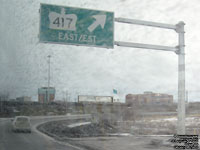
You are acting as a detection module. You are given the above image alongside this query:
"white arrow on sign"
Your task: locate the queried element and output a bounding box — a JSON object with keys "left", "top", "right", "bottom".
{"left": 88, "top": 15, "right": 106, "bottom": 32}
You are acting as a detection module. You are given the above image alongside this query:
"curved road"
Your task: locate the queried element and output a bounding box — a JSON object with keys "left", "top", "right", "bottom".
{"left": 0, "top": 115, "right": 90, "bottom": 150}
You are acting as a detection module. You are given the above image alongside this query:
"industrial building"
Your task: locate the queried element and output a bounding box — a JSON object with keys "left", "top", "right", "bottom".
{"left": 0, "top": 93, "right": 9, "bottom": 101}
{"left": 16, "top": 96, "right": 31, "bottom": 102}
{"left": 38, "top": 87, "right": 56, "bottom": 103}
{"left": 126, "top": 91, "right": 173, "bottom": 106}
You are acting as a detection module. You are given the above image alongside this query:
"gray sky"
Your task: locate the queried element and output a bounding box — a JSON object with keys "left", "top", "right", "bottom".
{"left": 0, "top": 0, "right": 200, "bottom": 101}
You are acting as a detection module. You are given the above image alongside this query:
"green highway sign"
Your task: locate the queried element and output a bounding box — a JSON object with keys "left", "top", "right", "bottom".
{"left": 39, "top": 4, "right": 114, "bottom": 48}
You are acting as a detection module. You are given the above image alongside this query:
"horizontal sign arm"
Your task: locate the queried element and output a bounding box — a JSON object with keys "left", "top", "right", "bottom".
{"left": 114, "top": 41, "right": 178, "bottom": 52}
{"left": 115, "top": 17, "right": 176, "bottom": 30}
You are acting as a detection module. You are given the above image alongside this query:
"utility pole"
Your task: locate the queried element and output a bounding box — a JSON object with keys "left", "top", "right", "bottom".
{"left": 0, "top": 97, "right": 2, "bottom": 113}
{"left": 76, "top": 92, "right": 78, "bottom": 102}
{"left": 47, "top": 55, "right": 51, "bottom": 103}
{"left": 65, "top": 90, "right": 68, "bottom": 113}
{"left": 186, "top": 90, "right": 188, "bottom": 103}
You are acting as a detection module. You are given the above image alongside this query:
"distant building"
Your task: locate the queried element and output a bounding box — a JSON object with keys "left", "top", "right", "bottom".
{"left": 38, "top": 87, "right": 56, "bottom": 103}
{"left": 16, "top": 96, "right": 31, "bottom": 102}
{"left": 126, "top": 91, "right": 173, "bottom": 106}
{"left": 0, "top": 93, "right": 9, "bottom": 101}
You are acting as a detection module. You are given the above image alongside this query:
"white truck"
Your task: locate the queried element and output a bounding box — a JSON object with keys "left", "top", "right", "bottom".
{"left": 78, "top": 95, "right": 113, "bottom": 103}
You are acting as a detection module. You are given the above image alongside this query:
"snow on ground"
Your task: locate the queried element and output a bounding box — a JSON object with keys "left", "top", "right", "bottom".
{"left": 147, "top": 116, "right": 200, "bottom": 124}
{"left": 133, "top": 116, "right": 200, "bottom": 135}
{"left": 109, "top": 133, "right": 132, "bottom": 136}
{"left": 67, "top": 122, "right": 91, "bottom": 128}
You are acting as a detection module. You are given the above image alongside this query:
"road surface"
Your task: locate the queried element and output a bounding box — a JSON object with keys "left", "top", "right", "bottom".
{"left": 0, "top": 115, "right": 175, "bottom": 150}
{"left": 0, "top": 115, "right": 90, "bottom": 150}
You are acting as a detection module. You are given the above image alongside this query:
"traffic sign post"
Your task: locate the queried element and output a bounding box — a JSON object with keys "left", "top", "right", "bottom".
{"left": 39, "top": 4, "right": 114, "bottom": 48}
{"left": 115, "top": 18, "right": 186, "bottom": 135}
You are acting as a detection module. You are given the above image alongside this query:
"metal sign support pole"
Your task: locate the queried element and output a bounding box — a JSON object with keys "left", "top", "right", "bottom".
{"left": 176, "top": 21, "right": 186, "bottom": 134}
{"left": 115, "top": 18, "right": 186, "bottom": 134}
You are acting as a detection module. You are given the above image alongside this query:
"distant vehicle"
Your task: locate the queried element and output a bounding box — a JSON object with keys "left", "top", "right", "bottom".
{"left": 12, "top": 116, "right": 31, "bottom": 133}
{"left": 78, "top": 95, "right": 114, "bottom": 103}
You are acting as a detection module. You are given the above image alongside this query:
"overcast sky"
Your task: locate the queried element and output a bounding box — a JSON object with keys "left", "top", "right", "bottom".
{"left": 0, "top": 0, "right": 200, "bottom": 102}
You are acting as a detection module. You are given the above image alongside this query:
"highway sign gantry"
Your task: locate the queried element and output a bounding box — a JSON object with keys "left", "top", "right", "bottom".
{"left": 39, "top": 4, "right": 114, "bottom": 48}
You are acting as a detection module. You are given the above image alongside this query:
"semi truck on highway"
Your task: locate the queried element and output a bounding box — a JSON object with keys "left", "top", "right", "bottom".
{"left": 78, "top": 95, "right": 114, "bottom": 103}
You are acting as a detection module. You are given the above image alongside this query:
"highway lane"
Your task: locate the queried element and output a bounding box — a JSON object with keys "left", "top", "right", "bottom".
{"left": 0, "top": 115, "right": 91, "bottom": 150}
{"left": 0, "top": 115, "right": 175, "bottom": 150}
